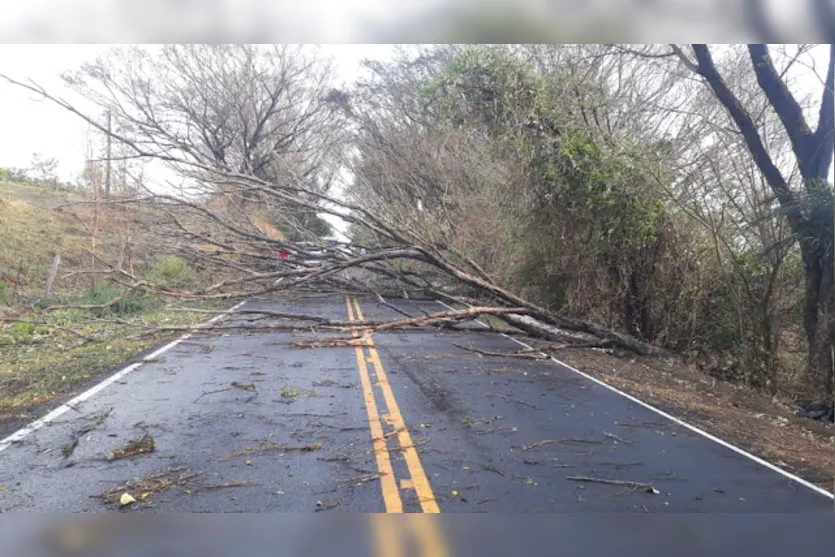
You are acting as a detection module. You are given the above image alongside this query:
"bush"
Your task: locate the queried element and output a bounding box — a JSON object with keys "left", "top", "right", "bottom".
{"left": 78, "top": 283, "right": 154, "bottom": 316}
{"left": 0, "top": 320, "right": 39, "bottom": 346}
{"left": 142, "top": 256, "right": 198, "bottom": 289}
{"left": 50, "top": 308, "right": 87, "bottom": 325}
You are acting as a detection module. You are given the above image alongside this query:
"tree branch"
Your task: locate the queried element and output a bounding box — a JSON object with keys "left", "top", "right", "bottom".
{"left": 747, "top": 44, "right": 816, "bottom": 180}
{"left": 811, "top": 44, "right": 835, "bottom": 180}
{"left": 689, "top": 45, "right": 799, "bottom": 225}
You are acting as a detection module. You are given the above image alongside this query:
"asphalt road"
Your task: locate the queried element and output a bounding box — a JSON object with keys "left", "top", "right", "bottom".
{"left": 0, "top": 294, "right": 832, "bottom": 552}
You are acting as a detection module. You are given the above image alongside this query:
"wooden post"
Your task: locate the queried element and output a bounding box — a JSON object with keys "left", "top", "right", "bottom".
{"left": 105, "top": 110, "right": 112, "bottom": 199}
{"left": 117, "top": 240, "right": 127, "bottom": 272}
{"left": 44, "top": 255, "right": 61, "bottom": 300}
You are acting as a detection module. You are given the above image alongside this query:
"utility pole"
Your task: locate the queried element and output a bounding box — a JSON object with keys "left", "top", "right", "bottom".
{"left": 105, "top": 110, "right": 112, "bottom": 199}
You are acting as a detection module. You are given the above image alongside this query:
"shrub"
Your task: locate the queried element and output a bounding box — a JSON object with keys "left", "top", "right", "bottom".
{"left": 50, "top": 308, "right": 87, "bottom": 325}
{"left": 78, "top": 283, "right": 153, "bottom": 316}
{"left": 143, "top": 255, "right": 197, "bottom": 289}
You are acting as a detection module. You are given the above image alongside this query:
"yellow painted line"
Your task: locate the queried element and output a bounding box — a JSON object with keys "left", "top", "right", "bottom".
{"left": 346, "top": 297, "right": 403, "bottom": 513}
{"left": 352, "top": 298, "right": 441, "bottom": 514}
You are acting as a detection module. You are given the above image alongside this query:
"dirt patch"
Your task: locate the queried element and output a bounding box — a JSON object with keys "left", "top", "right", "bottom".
{"left": 545, "top": 346, "right": 834, "bottom": 490}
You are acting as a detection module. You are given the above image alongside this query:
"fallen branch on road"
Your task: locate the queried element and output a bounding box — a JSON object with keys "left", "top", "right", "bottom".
{"left": 453, "top": 343, "right": 549, "bottom": 360}
{"left": 565, "top": 475, "right": 659, "bottom": 493}
{"left": 520, "top": 439, "right": 602, "bottom": 451}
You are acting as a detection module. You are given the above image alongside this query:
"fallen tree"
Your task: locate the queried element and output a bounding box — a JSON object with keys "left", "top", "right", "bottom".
{"left": 1, "top": 45, "right": 659, "bottom": 356}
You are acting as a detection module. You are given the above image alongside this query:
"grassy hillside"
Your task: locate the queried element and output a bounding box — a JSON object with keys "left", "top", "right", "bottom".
{"left": 0, "top": 180, "right": 230, "bottom": 429}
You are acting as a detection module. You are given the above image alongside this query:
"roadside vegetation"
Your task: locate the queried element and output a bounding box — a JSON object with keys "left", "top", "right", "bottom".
{"left": 0, "top": 44, "right": 831, "bottom": 479}
{"left": 0, "top": 178, "right": 230, "bottom": 427}
{"left": 348, "top": 44, "right": 832, "bottom": 405}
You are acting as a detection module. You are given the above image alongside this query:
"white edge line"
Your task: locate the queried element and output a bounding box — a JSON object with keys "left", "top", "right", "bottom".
{"left": 0, "top": 300, "right": 248, "bottom": 454}
{"left": 435, "top": 300, "right": 834, "bottom": 500}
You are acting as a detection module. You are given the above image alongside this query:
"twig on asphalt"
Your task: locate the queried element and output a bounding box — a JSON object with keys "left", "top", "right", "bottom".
{"left": 193, "top": 381, "right": 257, "bottom": 403}
{"left": 482, "top": 464, "right": 508, "bottom": 477}
{"left": 231, "top": 381, "right": 257, "bottom": 392}
{"left": 193, "top": 386, "right": 233, "bottom": 403}
{"left": 497, "top": 394, "right": 539, "bottom": 410}
{"left": 223, "top": 442, "right": 322, "bottom": 460}
{"left": 520, "top": 438, "right": 602, "bottom": 451}
{"left": 341, "top": 473, "right": 383, "bottom": 486}
{"left": 452, "top": 343, "right": 549, "bottom": 360}
{"left": 603, "top": 431, "right": 633, "bottom": 445}
{"left": 62, "top": 407, "right": 113, "bottom": 458}
{"left": 598, "top": 461, "right": 643, "bottom": 469}
{"left": 199, "top": 479, "right": 260, "bottom": 491}
{"left": 392, "top": 437, "right": 431, "bottom": 451}
{"left": 566, "top": 475, "right": 658, "bottom": 493}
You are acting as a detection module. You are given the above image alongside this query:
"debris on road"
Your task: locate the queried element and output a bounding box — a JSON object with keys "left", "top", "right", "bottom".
{"left": 104, "top": 432, "right": 155, "bottom": 461}
{"left": 452, "top": 343, "right": 549, "bottom": 360}
{"left": 520, "top": 438, "right": 602, "bottom": 451}
{"left": 496, "top": 394, "right": 538, "bottom": 409}
{"left": 315, "top": 499, "right": 343, "bottom": 512}
{"left": 341, "top": 473, "right": 382, "bottom": 487}
{"left": 61, "top": 407, "right": 113, "bottom": 458}
{"left": 482, "top": 464, "right": 508, "bottom": 478}
{"left": 194, "top": 381, "right": 258, "bottom": 403}
{"left": 99, "top": 471, "right": 201, "bottom": 506}
{"left": 293, "top": 337, "right": 361, "bottom": 349}
{"left": 603, "top": 431, "right": 633, "bottom": 445}
{"left": 223, "top": 441, "right": 322, "bottom": 460}
{"left": 565, "top": 475, "right": 659, "bottom": 493}
{"left": 200, "top": 479, "right": 259, "bottom": 491}
{"left": 99, "top": 470, "right": 258, "bottom": 508}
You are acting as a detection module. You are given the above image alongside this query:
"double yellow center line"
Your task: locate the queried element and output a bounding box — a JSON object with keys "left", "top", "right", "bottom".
{"left": 346, "top": 296, "right": 439, "bottom": 513}
{"left": 345, "top": 296, "right": 450, "bottom": 555}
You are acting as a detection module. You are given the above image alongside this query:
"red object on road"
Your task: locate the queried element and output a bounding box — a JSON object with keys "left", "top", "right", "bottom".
{"left": 278, "top": 251, "right": 289, "bottom": 259}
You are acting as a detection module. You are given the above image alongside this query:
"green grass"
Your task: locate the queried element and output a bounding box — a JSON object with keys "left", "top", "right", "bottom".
{"left": 0, "top": 301, "right": 231, "bottom": 423}
{"left": 0, "top": 179, "right": 233, "bottom": 424}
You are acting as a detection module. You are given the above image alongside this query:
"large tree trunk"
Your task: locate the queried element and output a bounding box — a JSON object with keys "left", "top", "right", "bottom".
{"left": 801, "top": 240, "right": 835, "bottom": 395}
{"left": 686, "top": 44, "right": 834, "bottom": 398}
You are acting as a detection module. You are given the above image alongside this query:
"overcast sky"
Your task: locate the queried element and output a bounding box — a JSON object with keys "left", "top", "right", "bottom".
{"left": 0, "top": 44, "right": 393, "bottom": 182}
{"left": 0, "top": 44, "right": 831, "bottom": 185}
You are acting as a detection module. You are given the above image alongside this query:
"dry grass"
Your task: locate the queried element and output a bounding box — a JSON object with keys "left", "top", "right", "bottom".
{"left": 0, "top": 181, "right": 138, "bottom": 302}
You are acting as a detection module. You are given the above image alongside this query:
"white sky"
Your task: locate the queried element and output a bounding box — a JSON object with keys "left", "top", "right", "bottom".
{"left": 0, "top": 44, "right": 393, "bottom": 182}
{"left": 0, "top": 44, "right": 831, "bottom": 185}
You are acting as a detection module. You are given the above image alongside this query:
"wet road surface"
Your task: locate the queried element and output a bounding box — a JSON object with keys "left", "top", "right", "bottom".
{"left": 0, "top": 294, "right": 831, "bottom": 520}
